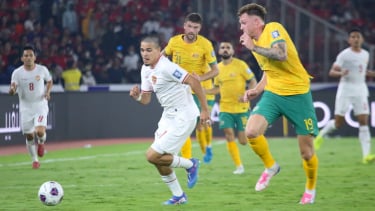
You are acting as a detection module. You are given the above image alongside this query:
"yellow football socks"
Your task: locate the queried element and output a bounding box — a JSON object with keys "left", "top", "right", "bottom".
{"left": 303, "top": 153, "right": 318, "bottom": 190}
{"left": 180, "top": 137, "right": 192, "bottom": 159}
{"left": 196, "top": 129, "right": 206, "bottom": 154}
{"left": 248, "top": 135, "right": 275, "bottom": 168}
{"left": 205, "top": 126, "right": 213, "bottom": 147}
{"left": 227, "top": 141, "right": 242, "bottom": 167}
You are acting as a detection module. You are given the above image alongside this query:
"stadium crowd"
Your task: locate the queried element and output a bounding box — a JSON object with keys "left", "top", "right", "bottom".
{"left": 0, "top": 0, "right": 374, "bottom": 85}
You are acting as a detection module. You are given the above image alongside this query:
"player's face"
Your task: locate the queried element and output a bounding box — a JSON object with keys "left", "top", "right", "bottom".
{"left": 348, "top": 31, "right": 363, "bottom": 49}
{"left": 21, "top": 50, "right": 36, "bottom": 68}
{"left": 183, "top": 21, "right": 201, "bottom": 42}
{"left": 219, "top": 42, "right": 234, "bottom": 59}
{"left": 239, "top": 14, "right": 258, "bottom": 39}
{"left": 140, "top": 41, "right": 161, "bottom": 66}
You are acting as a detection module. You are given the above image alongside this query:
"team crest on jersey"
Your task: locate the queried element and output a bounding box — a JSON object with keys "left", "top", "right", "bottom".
{"left": 35, "top": 75, "right": 41, "bottom": 81}
{"left": 151, "top": 75, "right": 157, "bottom": 84}
{"left": 271, "top": 30, "right": 280, "bottom": 38}
{"left": 192, "top": 53, "right": 199, "bottom": 58}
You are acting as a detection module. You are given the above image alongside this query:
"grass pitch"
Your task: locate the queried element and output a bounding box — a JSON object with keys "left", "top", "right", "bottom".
{"left": 0, "top": 137, "right": 374, "bottom": 211}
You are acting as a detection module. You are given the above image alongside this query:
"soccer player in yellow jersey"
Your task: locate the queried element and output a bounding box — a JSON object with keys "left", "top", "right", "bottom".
{"left": 163, "top": 13, "right": 219, "bottom": 163}
{"left": 238, "top": 3, "right": 319, "bottom": 204}
{"left": 206, "top": 41, "right": 257, "bottom": 174}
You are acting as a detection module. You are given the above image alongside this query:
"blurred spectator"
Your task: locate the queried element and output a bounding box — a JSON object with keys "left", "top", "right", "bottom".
{"left": 62, "top": 3, "right": 78, "bottom": 35}
{"left": 24, "top": 10, "right": 38, "bottom": 32}
{"left": 81, "top": 8, "right": 96, "bottom": 40}
{"left": 140, "top": 12, "right": 160, "bottom": 35}
{"left": 61, "top": 59, "right": 82, "bottom": 91}
{"left": 122, "top": 45, "right": 140, "bottom": 83}
{"left": 49, "top": 63, "right": 63, "bottom": 84}
{"left": 107, "top": 57, "right": 125, "bottom": 84}
{"left": 81, "top": 62, "right": 96, "bottom": 86}
{"left": 101, "top": 24, "right": 117, "bottom": 57}
{"left": 159, "top": 20, "right": 175, "bottom": 45}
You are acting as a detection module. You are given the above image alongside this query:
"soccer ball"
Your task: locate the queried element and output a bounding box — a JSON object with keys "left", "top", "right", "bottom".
{"left": 38, "top": 181, "right": 64, "bottom": 206}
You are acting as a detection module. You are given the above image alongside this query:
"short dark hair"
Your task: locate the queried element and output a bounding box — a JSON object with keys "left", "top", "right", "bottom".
{"left": 185, "top": 13, "right": 202, "bottom": 24}
{"left": 237, "top": 3, "right": 267, "bottom": 21}
{"left": 21, "top": 45, "right": 36, "bottom": 56}
{"left": 23, "top": 45, "right": 35, "bottom": 52}
{"left": 141, "top": 35, "right": 161, "bottom": 48}
{"left": 348, "top": 28, "right": 361, "bottom": 35}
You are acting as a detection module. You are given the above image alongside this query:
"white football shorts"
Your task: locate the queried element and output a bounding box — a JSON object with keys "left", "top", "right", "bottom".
{"left": 335, "top": 95, "right": 369, "bottom": 116}
{"left": 20, "top": 106, "right": 49, "bottom": 134}
{"left": 151, "top": 113, "right": 197, "bottom": 155}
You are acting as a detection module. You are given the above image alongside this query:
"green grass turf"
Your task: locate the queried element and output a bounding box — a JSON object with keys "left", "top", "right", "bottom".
{"left": 0, "top": 137, "right": 374, "bottom": 211}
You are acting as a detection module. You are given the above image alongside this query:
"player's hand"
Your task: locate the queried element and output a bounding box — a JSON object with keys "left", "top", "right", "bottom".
{"left": 129, "top": 85, "right": 141, "bottom": 100}
{"left": 240, "top": 32, "right": 255, "bottom": 51}
{"left": 44, "top": 93, "right": 51, "bottom": 100}
{"left": 341, "top": 69, "right": 349, "bottom": 76}
{"left": 199, "top": 110, "right": 211, "bottom": 126}
{"left": 242, "top": 89, "right": 259, "bottom": 102}
{"left": 9, "top": 86, "right": 16, "bottom": 95}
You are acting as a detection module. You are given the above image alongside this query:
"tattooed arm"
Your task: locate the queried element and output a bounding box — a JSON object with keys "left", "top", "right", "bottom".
{"left": 240, "top": 32, "right": 287, "bottom": 61}
{"left": 253, "top": 42, "right": 287, "bottom": 61}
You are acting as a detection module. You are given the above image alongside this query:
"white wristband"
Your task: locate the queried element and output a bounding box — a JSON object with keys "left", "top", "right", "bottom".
{"left": 136, "top": 95, "right": 142, "bottom": 102}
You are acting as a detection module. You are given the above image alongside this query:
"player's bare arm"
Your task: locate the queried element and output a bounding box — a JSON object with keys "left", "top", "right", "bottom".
{"left": 9, "top": 82, "right": 17, "bottom": 95}
{"left": 240, "top": 32, "right": 286, "bottom": 61}
{"left": 253, "top": 42, "right": 287, "bottom": 61}
{"left": 45, "top": 80, "right": 53, "bottom": 100}
{"left": 366, "top": 70, "right": 375, "bottom": 77}
{"left": 130, "top": 85, "right": 151, "bottom": 105}
{"left": 240, "top": 78, "right": 258, "bottom": 102}
{"left": 184, "top": 74, "right": 210, "bottom": 124}
{"left": 243, "top": 73, "right": 267, "bottom": 102}
{"left": 205, "top": 86, "right": 220, "bottom": 95}
{"left": 329, "top": 64, "right": 348, "bottom": 78}
{"left": 198, "top": 63, "right": 219, "bottom": 81}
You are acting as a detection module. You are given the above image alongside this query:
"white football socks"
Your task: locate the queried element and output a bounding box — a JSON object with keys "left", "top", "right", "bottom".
{"left": 359, "top": 125, "right": 371, "bottom": 158}
{"left": 319, "top": 119, "right": 336, "bottom": 137}
{"left": 170, "top": 155, "right": 193, "bottom": 169}
{"left": 26, "top": 139, "right": 38, "bottom": 162}
{"left": 161, "top": 171, "right": 184, "bottom": 197}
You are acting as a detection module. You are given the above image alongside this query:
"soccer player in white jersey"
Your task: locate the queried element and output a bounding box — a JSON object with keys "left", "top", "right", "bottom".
{"left": 129, "top": 36, "right": 210, "bottom": 205}
{"left": 314, "top": 29, "right": 375, "bottom": 164}
{"left": 9, "top": 46, "right": 53, "bottom": 169}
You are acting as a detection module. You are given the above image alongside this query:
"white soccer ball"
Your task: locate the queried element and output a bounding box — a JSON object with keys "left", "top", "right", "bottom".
{"left": 38, "top": 181, "right": 64, "bottom": 206}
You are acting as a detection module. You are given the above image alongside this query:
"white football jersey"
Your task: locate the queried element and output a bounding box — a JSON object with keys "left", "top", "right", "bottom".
{"left": 140, "top": 56, "right": 199, "bottom": 119}
{"left": 11, "top": 64, "right": 52, "bottom": 111}
{"left": 335, "top": 47, "right": 369, "bottom": 97}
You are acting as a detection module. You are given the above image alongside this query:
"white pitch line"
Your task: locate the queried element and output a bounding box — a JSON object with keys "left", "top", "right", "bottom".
{"left": 0, "top": 140, "right": 226, "bottom": 168}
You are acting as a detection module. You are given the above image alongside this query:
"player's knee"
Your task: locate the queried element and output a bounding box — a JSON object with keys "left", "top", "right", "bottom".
{"left": 36, "top": 131, "right": 45, "bottom": 138}
{"left": 245, "top": 128, "right": 259, "bottom": 139}
{"left": 238, "top": 138, "right": 248, "bottom": 145}
{"left": 26, "top": 134, "right": 34, "bottom": 140}
{"left": 145, "top": 150, "right": 156, "bottom": 164}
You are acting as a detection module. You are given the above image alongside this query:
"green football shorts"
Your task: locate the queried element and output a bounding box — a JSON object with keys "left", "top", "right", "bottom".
{"left": 219, "top": 112, "right": 249, "bottom": 131}
{"left": 193, "top": 94, "right": 215, "bottom": 111}
{"left": 251, "top": 90, "right": 318, "bottom": 136}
